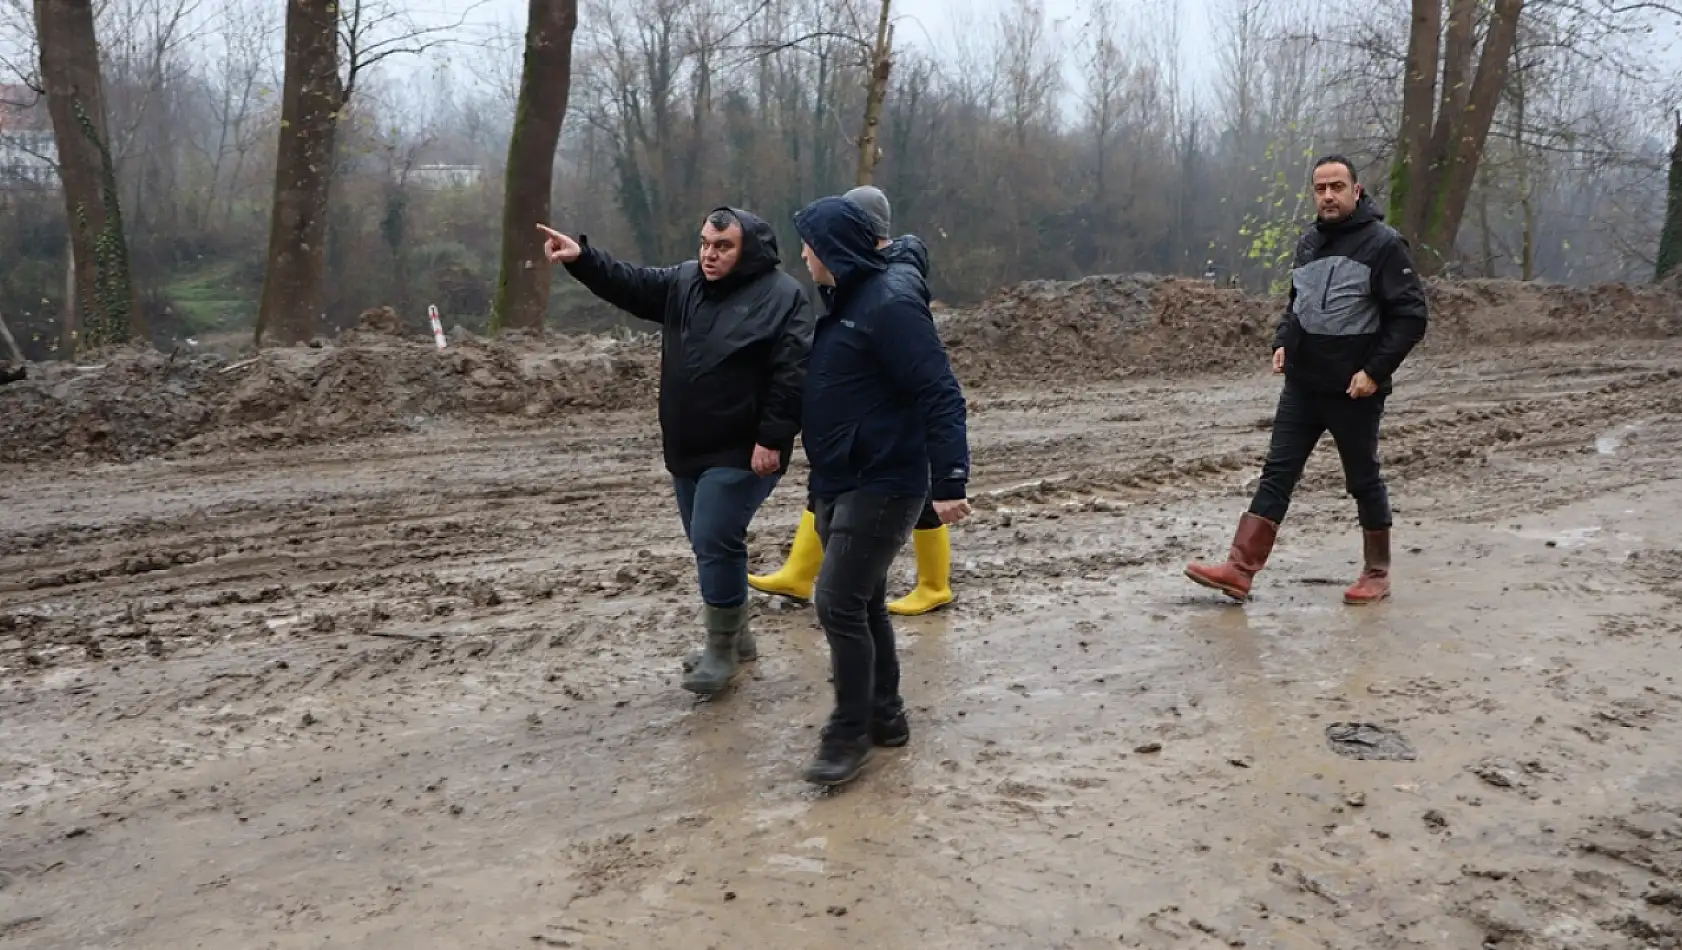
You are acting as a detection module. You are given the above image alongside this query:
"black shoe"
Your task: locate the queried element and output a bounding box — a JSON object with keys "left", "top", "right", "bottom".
{"left": 870, "top": 710, "right": 910, "bottom": 748}
{"left": 803, "top": 731, "right": 874, "bottom": 786}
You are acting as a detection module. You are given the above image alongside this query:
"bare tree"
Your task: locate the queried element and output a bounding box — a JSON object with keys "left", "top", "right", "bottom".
{"left": 491, "top": 0, "right": 578, "bottom": 332}
{"left": 1389, "top": 0, "right": 1525, "bottom": 270}
{"left": 35, "top": 0, "right": 141, "bottom": 352}
{"left": 854, "top": 0, "right": 891, "bottom": 185}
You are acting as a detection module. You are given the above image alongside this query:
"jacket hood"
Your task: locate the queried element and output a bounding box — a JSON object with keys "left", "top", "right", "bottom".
{"left": 705, "top": 206, "right": 781, "bottom": 293}
{"left": 794, "top": 196, "right": 887, "bottom": 290}
{"left": 884, "top": 234, "right": 929, "bottom": 277}
{"left": 1318, "top": 192, "right": 1382, "bottom": 232}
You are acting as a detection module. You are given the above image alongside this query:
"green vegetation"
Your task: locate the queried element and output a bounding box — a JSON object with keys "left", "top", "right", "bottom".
{"left": 165, "top": 261, "right": 260, "bottom": 334}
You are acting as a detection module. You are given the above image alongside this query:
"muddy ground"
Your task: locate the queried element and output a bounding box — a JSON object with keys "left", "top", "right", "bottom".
{"left": 5, "top": 290, "right": 1682, "bottom": 947}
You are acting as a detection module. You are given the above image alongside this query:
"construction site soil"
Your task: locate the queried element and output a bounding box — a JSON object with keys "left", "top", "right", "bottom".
{"left": 4, "top": 275, "right": 1682, "bottom": 949}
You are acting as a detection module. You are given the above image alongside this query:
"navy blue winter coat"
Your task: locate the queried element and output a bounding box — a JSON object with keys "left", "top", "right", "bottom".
{"left": 792, "top": 196, "right": 970, "bottom": 502}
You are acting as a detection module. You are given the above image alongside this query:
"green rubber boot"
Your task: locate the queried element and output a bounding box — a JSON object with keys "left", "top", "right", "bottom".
{"left": 682, "top": 616, "right": 756, "bottom": 673}
{"left": 680, "top": 604, "right": 748, "bottom": 695}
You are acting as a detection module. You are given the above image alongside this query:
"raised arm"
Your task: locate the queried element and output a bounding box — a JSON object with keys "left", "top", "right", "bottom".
{"left": 543, "top": 226, "right": 678, "bottom": 325}
{"left": 874, "top": 299, "right": 970, "bottom": 501}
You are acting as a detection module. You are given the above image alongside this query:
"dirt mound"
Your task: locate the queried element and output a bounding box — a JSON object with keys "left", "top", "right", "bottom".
{"left": 943, "top": 274, "right": 1682, "bottom": 386}
{"left": 1422, "top": 279, "right": 1682, "bottom": 345}
{"left": 0, "top": 331, "right": 657, "bottom": 464}
{"left": 0, "top": 346, "right": 226, "bottom": 463}
{"left": 942, "top": 276, "right": 1274, "bottom": 386}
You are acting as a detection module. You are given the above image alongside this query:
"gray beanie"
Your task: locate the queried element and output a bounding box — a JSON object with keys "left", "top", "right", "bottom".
{"left": 842, "top": 185, "right": 891, "bottom": 242}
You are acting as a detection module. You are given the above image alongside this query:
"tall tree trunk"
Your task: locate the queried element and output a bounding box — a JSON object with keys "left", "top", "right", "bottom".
{"left": 1658, "top": 112, "right": 1682, "bottom": 282}
{"left": 36, "top": 0, "right": 141, "bottom": 354}
{"left": 855, "top": 0, "right": 893, "bottom": 187}
{"left": 255, "top": 0, "right": 342, "bottom": 347}
{"left": 62, "top": 233, "right": 77, "bottom": 352}
{"left": 1390, "top": 0, "right": 1524, "bottom": 274}
{"left": 1425, "top": 0, "right": 1523, "bottom": 266}
{"left": 1515, "top": 64, "right": 1536, "bottom": 281}
{"left": 1389, "top": 0, "right": 1441, "bottom": 239}
{"left": 491, "top": 0, "right": 578, "bottom": 332}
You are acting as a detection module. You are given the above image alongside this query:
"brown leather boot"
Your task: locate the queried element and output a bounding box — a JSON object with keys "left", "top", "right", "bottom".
{"left": 1185, "top": 513, "right": 1279, "bottom": 601}
{"left": 1343, "top": 529, "right": 1391, "bottom": 605}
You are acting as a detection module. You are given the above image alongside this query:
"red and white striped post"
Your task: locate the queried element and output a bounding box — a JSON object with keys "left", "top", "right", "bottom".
{"left": 427, "top": 304, "right": 447, "bottom": 350}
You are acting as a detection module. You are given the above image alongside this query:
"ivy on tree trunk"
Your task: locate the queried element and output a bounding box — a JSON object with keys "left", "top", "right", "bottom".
{"left": 35, "top": 0, "right": 141, "bottom": 354}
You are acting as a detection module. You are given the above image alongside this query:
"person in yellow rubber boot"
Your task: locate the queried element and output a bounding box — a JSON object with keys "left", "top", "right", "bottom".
{"left": 747, "top": 186, "right": 955, "bottom": 615}
{"left": 752, "top": 497, "right": 952, "bottom": 615}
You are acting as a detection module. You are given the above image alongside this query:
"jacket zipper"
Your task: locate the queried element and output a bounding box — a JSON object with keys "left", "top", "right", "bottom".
{"left": 1320, "top": 261, "right": 1338, "bottom": 311}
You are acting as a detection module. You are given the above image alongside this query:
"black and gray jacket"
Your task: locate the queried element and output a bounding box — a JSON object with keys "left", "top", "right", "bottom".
{"left": 1273, "top": 195, "right": 1429, "bottom": 395}
{"left": 563, "top": 207, "right": 815, "bottom": 477}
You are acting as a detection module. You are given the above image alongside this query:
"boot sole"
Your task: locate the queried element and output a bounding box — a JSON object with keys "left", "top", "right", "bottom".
{"left": 1343, "top": 592, "right": 1391, "bottom": 605}
{"left": 681, "top": 651, "right": 756, "bottom": 673}
{"left": 1184, "top": 567, "right": 1250, "bottom": 602}
{"left": 887, "top": 599, "right": 952, "bottom": 617}
{"left": 747, "top": 581, "right": 813, "bottom": 602}
{"left": 804, "top": 748, "right": 875, "bottom": 786}
{"left": 680, "top": 673, "right": 740, "bottom": 696}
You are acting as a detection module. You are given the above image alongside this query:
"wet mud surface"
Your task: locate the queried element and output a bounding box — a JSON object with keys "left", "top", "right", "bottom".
{"left": 5, "top": 339, "right": 1682, "bottom": 948}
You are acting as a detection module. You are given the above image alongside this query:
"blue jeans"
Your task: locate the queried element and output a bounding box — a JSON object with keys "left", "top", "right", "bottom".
{"left": 672, "top": 466, "right": 782, "bottom": 608}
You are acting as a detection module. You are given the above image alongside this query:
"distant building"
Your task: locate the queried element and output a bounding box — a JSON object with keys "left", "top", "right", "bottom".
{"left": 0, "top": 85, "right": 58, "bottom": 189}
{"left": 407, "top": 164, "right": 482, "bottom": 190}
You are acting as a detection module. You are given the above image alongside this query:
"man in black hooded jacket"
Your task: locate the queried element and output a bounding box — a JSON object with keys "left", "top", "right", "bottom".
{"left": 539, "top": 208, "right": 814, "bottom": 695}
{"left": 1185, "top": 155, "right": 1428, "bottom": 605}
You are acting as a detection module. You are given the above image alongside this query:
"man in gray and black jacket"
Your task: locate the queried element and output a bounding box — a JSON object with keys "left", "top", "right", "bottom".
{"left": 1186, "top": 155, "right": 1428, "bottom": 605}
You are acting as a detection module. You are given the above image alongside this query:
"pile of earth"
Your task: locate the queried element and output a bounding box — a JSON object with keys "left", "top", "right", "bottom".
{"left": 941, "top": 274, "right": 1682, "bottom": 385}
{"left": 940, "top": 276, "right": 1280, "bottom": 386}
{"left": 0, "top": 319, "right": 658, "bottom": 464}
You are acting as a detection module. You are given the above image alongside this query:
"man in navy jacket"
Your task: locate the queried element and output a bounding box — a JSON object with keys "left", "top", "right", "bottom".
{"left": 791, "top": 194, "right": 972, "bottom": 786}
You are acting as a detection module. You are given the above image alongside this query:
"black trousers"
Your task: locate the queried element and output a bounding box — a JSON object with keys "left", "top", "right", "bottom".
{"left": 1249, "top": 379, "right": 1392, "bottom": 530}
{"left": 812, "top": 492, "right": 925, "bottom": 740}
{"left": 808, "top": 496, "right": 940, "bottom": 530}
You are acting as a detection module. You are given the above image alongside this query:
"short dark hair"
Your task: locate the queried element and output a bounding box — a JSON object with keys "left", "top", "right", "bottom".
{"left": 705, "top": 208, "right": 739, "bottom": 232}
{"left": 1313, "top": 154, "right": 1358, "bottom": 184}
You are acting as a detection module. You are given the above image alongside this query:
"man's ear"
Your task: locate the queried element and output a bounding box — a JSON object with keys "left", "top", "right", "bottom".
{"left": 1354, "top": 182, "right": 1365, "bottom": 200}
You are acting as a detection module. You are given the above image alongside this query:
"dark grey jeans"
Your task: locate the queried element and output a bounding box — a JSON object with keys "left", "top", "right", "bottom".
{"left": 812, "top": 491, "right": 925, "bottom": 739}
{"left": 1249, "top": 379, "right": 1392, "bottom": 530}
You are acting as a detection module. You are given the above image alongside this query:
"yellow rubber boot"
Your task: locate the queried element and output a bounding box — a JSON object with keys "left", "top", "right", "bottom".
{"left": 888, "top": 526, "right": 953, "bottom": 616}
{"left": 748, "top": 510, "right": 824, "bottom": 601}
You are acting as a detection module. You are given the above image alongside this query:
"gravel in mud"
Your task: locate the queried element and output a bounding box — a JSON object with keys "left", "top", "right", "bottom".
{"left": 3, "top": 280, "right": 1682, "bottom": 948}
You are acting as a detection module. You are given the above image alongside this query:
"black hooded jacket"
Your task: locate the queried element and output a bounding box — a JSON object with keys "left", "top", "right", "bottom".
{"left": 1273, "top": 195, "right": 1430, "bottom": 395}
{"left": 563, "top": 208, "right": 815, "bottom": 476}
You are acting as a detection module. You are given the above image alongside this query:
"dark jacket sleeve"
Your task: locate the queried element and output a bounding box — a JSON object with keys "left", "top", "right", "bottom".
{"left": 756, "top": 287, "right": 815, "bottom": 452}
{"left": 874, "top": 299, "right": 970, "bottom": 501}
{"left": 561, "top": 238, "right": 679, "bottom": 325}
{"left": 1272, "top": 285, "right": 1299, "bottom": 352}
{"left": 1364, "top": 234, "right": 1430, "bottom": 382}
{"left": 1273, "top": 231, "right": 1314, "bottom": 352}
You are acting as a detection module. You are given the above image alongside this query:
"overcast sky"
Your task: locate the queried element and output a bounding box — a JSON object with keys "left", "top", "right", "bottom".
{"left": 431, "top": 0, "right": 1679, "bottom": 126}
